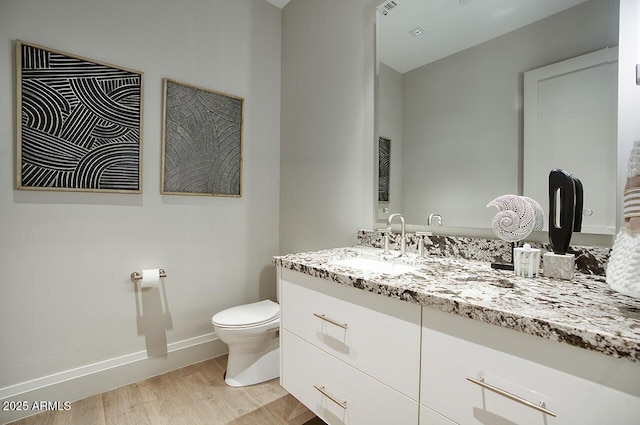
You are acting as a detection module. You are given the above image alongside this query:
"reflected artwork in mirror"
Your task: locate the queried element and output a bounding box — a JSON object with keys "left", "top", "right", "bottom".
{"left": 379, "top": 136, "right": 391, "bottom": 203}
{"left": 375, "top": 0, "right": 619, "bottom": 235}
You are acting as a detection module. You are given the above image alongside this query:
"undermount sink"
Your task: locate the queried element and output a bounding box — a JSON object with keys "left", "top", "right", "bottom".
{"left": 331, "top": 257, "right": 419, "bottom": 276}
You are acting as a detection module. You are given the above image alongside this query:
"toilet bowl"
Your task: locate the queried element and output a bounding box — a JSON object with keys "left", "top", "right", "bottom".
{"left": 211, "top": 299, "right": 280, "bottom": 387}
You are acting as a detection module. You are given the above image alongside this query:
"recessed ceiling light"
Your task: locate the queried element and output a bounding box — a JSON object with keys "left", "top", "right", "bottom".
{"left": 409, "top": 27, "right": 425, "bottom": 37}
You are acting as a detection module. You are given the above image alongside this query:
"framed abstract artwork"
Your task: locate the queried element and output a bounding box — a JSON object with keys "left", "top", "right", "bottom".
{"left": 378, "top": 136, "right": 391, "bottom": 203}
{"left": 16, "top": 41, "right": 143, "bottom": 193}
{"left": 161, "top": 78, "right": 243, "bottom": 197}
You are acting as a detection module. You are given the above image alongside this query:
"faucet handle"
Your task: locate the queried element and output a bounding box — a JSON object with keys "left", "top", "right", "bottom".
{"left": 427, "top": 213, "right": 443, "bottom": 227}
{"left": 416, "top": 232, "right": 432, "bottom": 258}
{"left": 383, "top": 232, "right": 390, "bottom": 254}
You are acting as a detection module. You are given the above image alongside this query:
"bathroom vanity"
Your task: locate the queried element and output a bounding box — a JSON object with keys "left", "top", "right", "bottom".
{"left": 274, "top": 246, "right": 640, "bottom": 425}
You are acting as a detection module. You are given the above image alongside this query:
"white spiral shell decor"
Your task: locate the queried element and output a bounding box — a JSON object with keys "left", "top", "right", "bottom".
{"left": 487, "top": 195, "right": 544, "bottom": 242}
{"left": 523, "top": 196, "right": 545, "bottom": 232}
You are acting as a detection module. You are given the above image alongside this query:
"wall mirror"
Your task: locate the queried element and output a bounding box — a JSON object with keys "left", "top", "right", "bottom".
{"left": 375, "top": 0, "right": 619, "bottom": 236}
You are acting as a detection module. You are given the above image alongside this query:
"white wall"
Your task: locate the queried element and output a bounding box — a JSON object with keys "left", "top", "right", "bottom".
{"left": 0, "top": 0, "right": 281, "bottom": 416}
{"left": 376, "top": 63, "right": 403, "bottom": 223}
{"left": 279, "top": 0, "right": 378, "bottom": 254}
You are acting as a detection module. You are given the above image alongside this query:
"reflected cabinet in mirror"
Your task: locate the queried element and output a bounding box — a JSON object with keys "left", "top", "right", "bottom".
{"left": 375, "top": 0, "right": 619, "bottom": 235}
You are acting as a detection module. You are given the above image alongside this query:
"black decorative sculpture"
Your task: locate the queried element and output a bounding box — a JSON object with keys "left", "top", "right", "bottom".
{"left": 548, "top": 169, "right": 583, "bottom": 255}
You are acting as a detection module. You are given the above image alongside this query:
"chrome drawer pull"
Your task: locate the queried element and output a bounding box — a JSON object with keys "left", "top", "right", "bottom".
{"left": 313, "top": 313, "right": 348, "bottom": 329}
{"left": 314, "top": 385, "right": 347, "bottom": 409}
{"left": 466, "top": 377, "right": 557, "bottom": 417}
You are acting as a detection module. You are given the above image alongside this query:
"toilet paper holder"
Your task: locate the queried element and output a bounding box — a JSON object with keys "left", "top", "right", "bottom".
{"left": 130, "top": 269, "right": 167, "bottom": 282}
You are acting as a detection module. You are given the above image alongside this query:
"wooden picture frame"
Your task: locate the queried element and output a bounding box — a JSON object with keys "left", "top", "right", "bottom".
{"left": 161, "top": 78, "right": 243, "bottom": 197}
{"left": 16, "top": 41, "right": 143, "bottom": 193}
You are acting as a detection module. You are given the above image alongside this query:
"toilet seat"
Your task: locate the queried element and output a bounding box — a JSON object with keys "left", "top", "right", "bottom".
{"left": 212, "top": 300, "right": 280, "bottom": 329}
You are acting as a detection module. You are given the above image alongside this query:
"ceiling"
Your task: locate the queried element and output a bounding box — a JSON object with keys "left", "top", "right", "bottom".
{"left": 265, "top": 0, "right": 290, "bottom": 8}
{"left": 265, "top": 0, "right": 589, "bottom": 74}
{"left": 377, "top": 0, "right": 588, "bottom": 74}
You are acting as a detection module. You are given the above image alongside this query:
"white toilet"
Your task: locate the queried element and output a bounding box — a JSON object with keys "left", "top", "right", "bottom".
{"left": 211, "top": 299, "right": 280, "bottom": 387}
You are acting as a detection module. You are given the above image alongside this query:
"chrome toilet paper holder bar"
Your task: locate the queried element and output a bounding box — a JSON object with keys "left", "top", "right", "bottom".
{"left": 130, "top": 269, "right": 167, "bottom": 282}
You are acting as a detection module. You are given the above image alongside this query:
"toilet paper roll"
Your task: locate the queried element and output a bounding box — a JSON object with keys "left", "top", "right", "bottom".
{"left": 141, "top": 268, "right": 161, "bottom": 288}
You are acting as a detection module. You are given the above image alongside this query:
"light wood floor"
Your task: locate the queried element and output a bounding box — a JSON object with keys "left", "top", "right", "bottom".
{"left": 8, "top": 356, "right": 325, "bottom": 425}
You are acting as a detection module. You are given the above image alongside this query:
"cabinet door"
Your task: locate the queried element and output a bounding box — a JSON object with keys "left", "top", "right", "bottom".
{"left": 280, "top": 269, "right": 421, "bottom": 400}
{"left": 282, "top": 329, "right": 419, "bottom": 425}
{"left": 523, "top": 47, "right": 617, "bottom": 235}
{"left": 421, "top": 308, "right": 640, "bottom": 425}
{"left": 419, "top": 405, "right": 458, "bottom": 425}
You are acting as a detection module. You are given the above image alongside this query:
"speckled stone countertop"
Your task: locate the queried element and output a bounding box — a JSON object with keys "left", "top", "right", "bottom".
{"left": 274, "top": 246, "right": 640, "bottom": 362}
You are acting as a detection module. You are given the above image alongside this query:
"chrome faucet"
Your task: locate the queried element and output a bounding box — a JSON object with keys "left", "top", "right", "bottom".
{"left": 384, "top": 213, "right": 406, "bottom": 256}
{"left": 428, "top": 213, "right": 443, "bottom": 227}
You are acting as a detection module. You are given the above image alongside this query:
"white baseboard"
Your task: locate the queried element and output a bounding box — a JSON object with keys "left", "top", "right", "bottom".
{"left": 0, "top": 332, "right": 227, "bottom": 424}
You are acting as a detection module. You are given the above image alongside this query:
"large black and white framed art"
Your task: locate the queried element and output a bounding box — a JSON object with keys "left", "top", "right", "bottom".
{"left": 16, "top": 41, "right": 143, "bottom": 193}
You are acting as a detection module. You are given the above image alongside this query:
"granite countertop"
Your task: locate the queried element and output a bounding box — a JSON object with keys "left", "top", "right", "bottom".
{"left": 274, "top": 246, "right": 640, "bottom": 362}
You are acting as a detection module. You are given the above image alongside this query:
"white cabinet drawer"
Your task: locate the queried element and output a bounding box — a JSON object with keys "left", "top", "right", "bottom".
{"left": 282, "top": 329, "right": 419, "bottom": 425}
{"left": 421, "top": 308, "right": 640, "bottom": 425}
{"left": 419, "top": 405, "right": 457, "bottom": 425}
{"left": 280, "top": 268, "right": 421, "bottom": 399}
